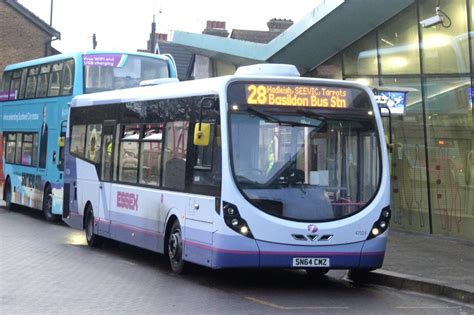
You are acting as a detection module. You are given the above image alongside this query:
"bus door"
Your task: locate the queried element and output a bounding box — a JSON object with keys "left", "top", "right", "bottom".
{"left": 98, "top": 121, "right": 116, "bottom": 234}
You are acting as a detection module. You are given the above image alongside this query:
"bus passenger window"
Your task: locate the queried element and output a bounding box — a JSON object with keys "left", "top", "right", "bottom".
{"left": 1, "top": 71, "right": 12, "bottom": 98}
{"left": 5, "top": 133, "right": 16, "bottom": 164}
{"left": 48, "top": 62, "right": 63, "bottom": 96}
{"left": 85, "top": 124, "right": 102, "bottom": 164}
{"left": 163, "top": 121, "right": 188, "bottom": 190}
{"left": 70, "top": 125, "right": 86, "bottom": 158}
{"left": 61, "top": 60, "right": 74, "bottom": 95}
{"left": 15, "top": 133, "right": 22, "bottom": 164}
{"left": 9, "top": 70, "right": 22, "bottom": 100}
{"left": 118, "top": 125, "right": 140, "bottom": 183}
{"left": 192, "top": 124, "right": 222, "bottom": 193}
{"left": 36, "top": 64, "right": 51, "bottom": 98}
{"left": 139, "top": 124, "right": 162, "bottom": 186}
{"left": 25, "top": 67, "right": 39, "bottom": 99}
{"left": 21, "top": 133, "right": 36, "bottom": 166}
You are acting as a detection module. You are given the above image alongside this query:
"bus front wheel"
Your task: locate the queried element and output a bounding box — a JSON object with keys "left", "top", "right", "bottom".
{"left": 43, "top": 186, "right": 60, "bottom": 222}
{"left": 167, "top": 220, "right": 186, "bottom": 274}
{"left": 85, "top": 206, "right": 102, "bottom": 247}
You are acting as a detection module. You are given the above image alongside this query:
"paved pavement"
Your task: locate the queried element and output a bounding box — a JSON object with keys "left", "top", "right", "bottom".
{"left": 3, "top": 207, "right": 471, "bottom": 314}
{"left": 351, "top": 229, "right": 474, "bottom": 305}
{"left": 0, "top": 200, "right": 473, "bottom": 308}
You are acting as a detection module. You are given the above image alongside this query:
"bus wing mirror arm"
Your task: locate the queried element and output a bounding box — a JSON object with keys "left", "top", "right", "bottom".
{"left": 378, "top": 103, "right": 393, "bottom": 153}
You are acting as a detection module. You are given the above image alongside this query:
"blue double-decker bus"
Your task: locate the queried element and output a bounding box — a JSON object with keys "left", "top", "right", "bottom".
{"left": 0, "top": 51, "right": 177, "bottom": 221}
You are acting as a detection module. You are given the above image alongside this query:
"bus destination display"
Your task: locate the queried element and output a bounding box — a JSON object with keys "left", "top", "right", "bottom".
{"left": 245, "top": 84, "right": 349, "bottom": 108}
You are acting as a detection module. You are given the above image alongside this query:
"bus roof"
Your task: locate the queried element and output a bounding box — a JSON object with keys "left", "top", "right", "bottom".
{"left": 71, "top": 64, "right": 374, "bottom": 108}
{"left": 4, "top": 50, "right": 172, "bottom": 71}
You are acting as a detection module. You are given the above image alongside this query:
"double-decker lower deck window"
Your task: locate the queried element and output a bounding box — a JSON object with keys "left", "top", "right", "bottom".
{"left": 4, "top": 132, "right": 38, "bottom": 166}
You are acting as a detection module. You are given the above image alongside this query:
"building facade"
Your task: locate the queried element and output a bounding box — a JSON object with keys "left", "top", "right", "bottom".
{"left": 172, "top": 0, "right": 473, "bottom": 241}
{"left": 0, "top": 0, "right": 60, "bottom": 77}
{"left": 310, "top": 0, "right": 473, "bottom": 241}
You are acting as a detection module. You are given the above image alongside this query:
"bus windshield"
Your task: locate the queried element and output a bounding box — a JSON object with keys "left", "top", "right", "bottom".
{"left": 84, "top": 54, "right": 169, "bottom": 93}
{"left": 228, "top": 83, "right": 381, "bottom": 222}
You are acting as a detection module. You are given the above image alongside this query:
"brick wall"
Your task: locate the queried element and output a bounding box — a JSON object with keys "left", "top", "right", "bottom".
{"left": 0, "top": 2, "right": 52, "bottom": 78}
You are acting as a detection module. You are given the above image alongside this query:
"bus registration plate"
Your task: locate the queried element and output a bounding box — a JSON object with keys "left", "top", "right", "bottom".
{"left": 292, "top": 257, "right": 330, "bottom": 267}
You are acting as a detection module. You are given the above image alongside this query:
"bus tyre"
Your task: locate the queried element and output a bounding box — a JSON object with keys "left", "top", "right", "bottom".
{"left": 348, "top": 269, "right": 373, "bottom": 283}
{"left": 306, "top": 268, "right": 329, "bottom": 278}
{"left": 85, "top": 206, "right": 102, "bottom": 247}
{"left": 43, "top": 186, "right": 59, "bottom": 222}
{"left": 167, "top": 220, "right": 186, "bottom": 274}
{"left": 4, "top": 180, "right": 13, "bottom": 210}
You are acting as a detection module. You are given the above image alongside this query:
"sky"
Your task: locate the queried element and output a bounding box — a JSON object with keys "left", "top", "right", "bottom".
{"left": 18, "top": 0, "right": 321, "bottom": 53}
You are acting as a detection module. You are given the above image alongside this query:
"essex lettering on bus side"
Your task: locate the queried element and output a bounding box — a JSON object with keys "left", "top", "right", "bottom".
{"left": 116, "top": 191, "right": 138, "bottom": 211}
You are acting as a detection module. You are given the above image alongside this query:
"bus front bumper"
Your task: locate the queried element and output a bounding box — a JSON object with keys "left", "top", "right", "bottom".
{"left": 190, "top": 231, "right": 388, "bottom": 270}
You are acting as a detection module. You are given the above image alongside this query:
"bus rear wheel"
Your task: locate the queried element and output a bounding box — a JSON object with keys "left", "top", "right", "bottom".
{"left": 167, "top": 220, "right": 186, "bottom": 274}
{"left": 4, "top": 180, "right": 13, "bottom": 210}
{"left": 43, "top": 186, "right": 60, "bottom": 222}
{"left": 85, "top": 206, "right": 102, "bottom": 247}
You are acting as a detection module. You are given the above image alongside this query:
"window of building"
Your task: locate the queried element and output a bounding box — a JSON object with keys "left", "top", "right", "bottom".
{"left": 423, "top": 77, "right": 473, "bottom": 239}
{"left": 378, "top": 5, "right": 421, "bottom": 75}
{"left": 419, "top": 0, "right": 470, "bottom": 73}
{"left": 307, "top": 54, "right": 343, "bottom": 79}
{"left": 343, "top": 32, "right": 378, "bottom": 76}
{"left": 380, "top": 77, "right": 429, "bottom": 234}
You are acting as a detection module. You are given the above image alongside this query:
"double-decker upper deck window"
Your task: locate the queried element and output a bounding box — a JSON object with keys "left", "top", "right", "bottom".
{"left": 25, "top": 67, "right": 39, "bottom": 99}
{"left": 37, "top": 64, "right": 51, "bottom": 98}
{"left": 48, "top": 62, "right": 63, "bottom": 96}
{"left": 10, "top": 70, "right": 23, "bottom": 99}
{"left": 84, "top": 54, "right": 169, "bottom": 93}
{"left": 1, "top": 72, "right": 12, "bottom": 101}
{"left": 61, "top": 60, "right": 74, "bottom": 95}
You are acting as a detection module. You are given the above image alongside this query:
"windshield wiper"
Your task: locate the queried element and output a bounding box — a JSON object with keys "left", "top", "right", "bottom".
{"left": 296, "top": 108, "right": 329, "bottom": 121}
{"left": 246, "top": 107, "right": 314, "bottom": 127}
{"left": 246, "top": 107, "right": 280, "bottom": 123}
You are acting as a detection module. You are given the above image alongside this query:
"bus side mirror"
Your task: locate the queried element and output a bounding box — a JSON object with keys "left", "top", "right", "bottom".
{"left": 194, "top": 123, "right": 210, "bottom": 146}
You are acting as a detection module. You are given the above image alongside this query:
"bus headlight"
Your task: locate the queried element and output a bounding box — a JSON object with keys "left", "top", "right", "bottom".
{"left": 367, "top": 206, "right": 391, "bottom": 240}
{"left": 223, "top": 202, "right": 254, "bottom": 238}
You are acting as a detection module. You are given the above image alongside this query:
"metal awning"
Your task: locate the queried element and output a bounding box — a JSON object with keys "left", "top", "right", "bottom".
{"left": 172, "top": 0, "right": 415, "bottom": 73}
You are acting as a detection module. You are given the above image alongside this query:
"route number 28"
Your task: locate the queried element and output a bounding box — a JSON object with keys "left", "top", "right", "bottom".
{"left": 247, "top": 84, "right": 267, "bottom": 105}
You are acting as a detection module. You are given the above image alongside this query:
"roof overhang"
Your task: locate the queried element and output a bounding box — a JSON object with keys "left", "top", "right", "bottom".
{"left": 5, "top": 0, "right": 61, "bottom": 39}
{"left": 172, "top": 0, "right": 415, "bottom": 73}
